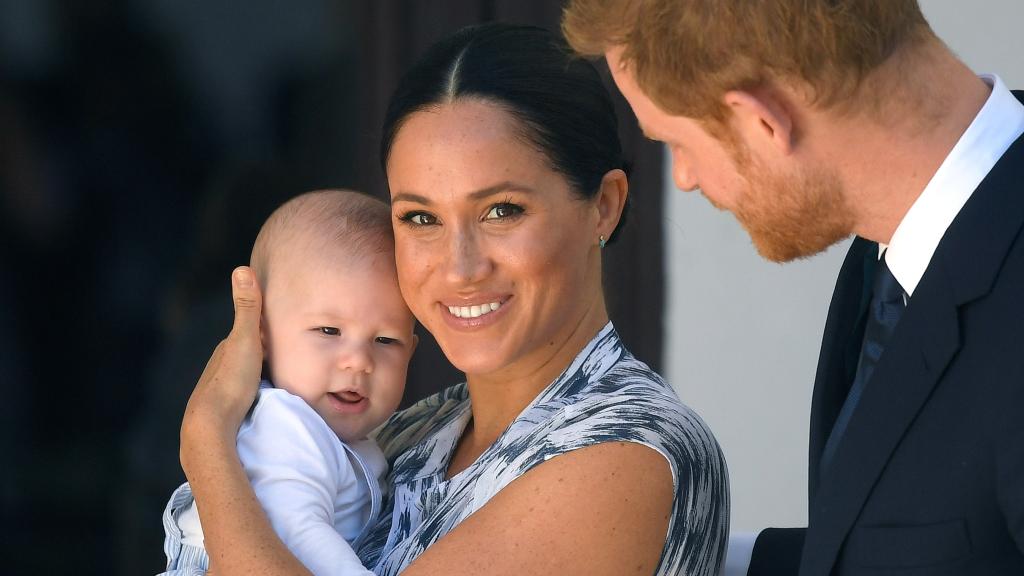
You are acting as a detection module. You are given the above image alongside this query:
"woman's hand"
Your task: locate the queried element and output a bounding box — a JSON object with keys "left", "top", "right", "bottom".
{"left": 179, "top": 267, "right": 311, "bottom": 575}
{"left": 180, "top": 266, "right": 264, "bottom": 472}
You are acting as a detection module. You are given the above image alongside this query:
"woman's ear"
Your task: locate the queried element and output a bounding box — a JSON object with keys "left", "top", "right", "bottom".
{"left": 722, "top": 89, "right": 795, "bottom": 156}
{"left": 595, "top": 168, "right": 629, "bottom": 242}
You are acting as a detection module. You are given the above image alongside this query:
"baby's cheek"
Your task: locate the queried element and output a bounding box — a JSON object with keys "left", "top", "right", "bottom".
{"left": 380, "top": 373, "right": 406, "bottom": 414}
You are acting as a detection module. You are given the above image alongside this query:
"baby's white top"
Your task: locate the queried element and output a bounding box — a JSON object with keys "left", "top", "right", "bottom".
{"left": 179, "top": 385, "right": 387, "bottom": 575}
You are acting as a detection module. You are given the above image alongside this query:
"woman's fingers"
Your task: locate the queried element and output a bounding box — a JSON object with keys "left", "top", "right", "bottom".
{"left": 230, "top": 266, "right": 262, "bottom": 345}
{"left": 208, "top": 266, "right": 265, "bottom": 413}
{"left": 218, "top": 266, "right": 265, "bottom": 409}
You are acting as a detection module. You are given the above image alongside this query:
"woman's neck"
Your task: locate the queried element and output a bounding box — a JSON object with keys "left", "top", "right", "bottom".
{"left": 458, "top": 297, "right": 610, "bottom": 459}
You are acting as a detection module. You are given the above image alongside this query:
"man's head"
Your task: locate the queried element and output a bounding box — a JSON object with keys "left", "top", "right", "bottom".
{"left": 564, "top": 0, "right": 934, "bottom": 123}
{"left": 563, "top": 0, "right": 938, "bottom": 261}
{"left": 251, "top": 190, "right": 417, "bottom": 441}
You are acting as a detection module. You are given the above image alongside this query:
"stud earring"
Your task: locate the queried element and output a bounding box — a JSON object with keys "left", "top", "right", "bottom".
{"left": 598, "top": 234, "right": 607, "bottom": 249}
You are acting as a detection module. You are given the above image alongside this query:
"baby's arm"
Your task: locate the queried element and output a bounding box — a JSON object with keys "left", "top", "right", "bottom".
{"left": 237, "top": 390, "right": 376, "bottom": 576}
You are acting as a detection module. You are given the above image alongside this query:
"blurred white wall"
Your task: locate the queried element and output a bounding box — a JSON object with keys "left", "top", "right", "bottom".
{"left": 664, "top": 0, "right": 1024, "bottom": 532}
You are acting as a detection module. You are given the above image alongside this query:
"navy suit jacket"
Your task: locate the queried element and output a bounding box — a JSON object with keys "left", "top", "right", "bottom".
{"left": 749, "top": 93, "right": 1024, "bottom": 575}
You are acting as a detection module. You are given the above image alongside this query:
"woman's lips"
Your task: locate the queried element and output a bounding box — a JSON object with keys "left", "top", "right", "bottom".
{"left": 440, "top": 296, "right": 511, "bottom": 329}
{"left": 327, "top": 391, "right": 368, "bottom": 414}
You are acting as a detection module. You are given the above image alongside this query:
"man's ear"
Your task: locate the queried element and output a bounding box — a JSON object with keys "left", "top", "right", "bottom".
{"left": 595, "top": 168, "right": 629, "bottom": 242}
{"left": 722, "top": 89, "right": 795, "bottom": 155}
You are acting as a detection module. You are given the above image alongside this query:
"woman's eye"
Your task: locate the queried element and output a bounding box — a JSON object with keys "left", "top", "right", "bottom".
{"left": 484, "top": 203, "right": 524, "bottom": 220}
{"left": 399, "top": 211, "right": 437, "bottom": 226}
{"left": 375, "top": 336, "right": 399, "bottom": 345}
{"left": 318, "top": 327, "right": 340, "bottom": 336}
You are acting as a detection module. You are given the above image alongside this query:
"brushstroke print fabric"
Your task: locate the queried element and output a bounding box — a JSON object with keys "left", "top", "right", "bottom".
{"left": 357, "top": 323, "right": 729, "bottom": 576}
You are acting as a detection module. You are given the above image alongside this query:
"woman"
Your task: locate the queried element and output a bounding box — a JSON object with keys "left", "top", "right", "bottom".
{"left": 180, "top": 23, "right": 728, "bottom": 575}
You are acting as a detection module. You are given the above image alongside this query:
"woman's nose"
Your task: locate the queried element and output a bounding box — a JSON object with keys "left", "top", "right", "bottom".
{"left": 445, "top": 227, "right": 491, "bottom": 286}
{"left": 337, "top": 341, "right": 374, "bottom": 374}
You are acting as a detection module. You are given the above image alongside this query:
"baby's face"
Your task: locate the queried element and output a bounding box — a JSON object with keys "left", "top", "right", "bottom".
{"left": 262, "top": 253, "right": 416, "bottom": 442}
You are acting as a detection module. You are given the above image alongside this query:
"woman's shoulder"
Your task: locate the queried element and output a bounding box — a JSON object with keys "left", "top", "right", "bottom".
{"left": 538, "top": 350, "right": 724, "bottom": 467}
{"left": 520, "top": 351, "right": 729, "bottom": 576}
{"left": 486, "top": 325, "right": 723, "bottom": 471}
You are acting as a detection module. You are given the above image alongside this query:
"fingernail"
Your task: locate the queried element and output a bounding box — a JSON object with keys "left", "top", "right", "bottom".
{"left": 233, "top": 267, "right": 253, "bottom": 287}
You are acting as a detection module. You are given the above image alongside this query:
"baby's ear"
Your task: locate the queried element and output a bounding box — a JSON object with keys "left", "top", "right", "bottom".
{"left": 410, "top": 333, "right": 420, "bottom": 354}
{"left": 259, "top": 319, "right": 271, "bottom": 381}
{"left": 259, "top": 316, "right": 269, "bottom": 353}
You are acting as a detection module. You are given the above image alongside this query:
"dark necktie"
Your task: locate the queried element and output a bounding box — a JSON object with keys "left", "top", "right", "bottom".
{"left": 820, "top": 252, "right": 907, "bottom": 474}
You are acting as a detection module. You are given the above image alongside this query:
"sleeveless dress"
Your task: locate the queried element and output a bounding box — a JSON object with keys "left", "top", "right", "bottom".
{"left": 357, "top": 323, "right": 729, "bottom": 575}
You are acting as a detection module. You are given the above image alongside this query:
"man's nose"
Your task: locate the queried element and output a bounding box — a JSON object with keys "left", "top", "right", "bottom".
{"left": 671, "top": 149, "right": 699, "bottom": 192}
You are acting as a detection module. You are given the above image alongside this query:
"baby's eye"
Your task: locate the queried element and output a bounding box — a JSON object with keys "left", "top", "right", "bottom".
{"left": 398, "top": 211, "right": 438, "bottom": 226}
{"left": 318, "top": 327, "right": 340, "bottom": 336}
{"left": 483, "top": 202, "right": 524, "bottom": 221}
{"left": 375, "top": 336, "right": 400, "bottom": 345}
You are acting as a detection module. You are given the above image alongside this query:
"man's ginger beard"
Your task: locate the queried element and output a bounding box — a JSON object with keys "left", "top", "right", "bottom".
{"left": 718, "top": 138, "right": 854, "bottom": 263}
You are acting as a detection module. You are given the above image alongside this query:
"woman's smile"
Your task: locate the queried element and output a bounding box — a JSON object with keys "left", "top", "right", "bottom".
{"left": 445, "top": 298, "right": 504, "bottom": 319}
{"left": 439, "top": 294, "right": 512, "bottom": 329}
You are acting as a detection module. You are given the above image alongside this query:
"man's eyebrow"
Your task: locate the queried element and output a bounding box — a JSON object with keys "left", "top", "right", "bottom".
{"left": 391, "top": 181, "right": 536, "bottom": 205}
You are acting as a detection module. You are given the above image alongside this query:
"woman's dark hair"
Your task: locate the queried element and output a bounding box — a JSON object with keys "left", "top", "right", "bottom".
{"left": 380, "top": 22, "right": 630, "bottom": 243}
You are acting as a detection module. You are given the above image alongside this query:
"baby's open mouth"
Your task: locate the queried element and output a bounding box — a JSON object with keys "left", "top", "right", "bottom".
{"left": 331, "top": 391, "right": 364, "bottom": 403}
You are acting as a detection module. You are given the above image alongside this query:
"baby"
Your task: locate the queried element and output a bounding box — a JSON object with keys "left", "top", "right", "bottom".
{"left": 160, "top": 190, "right": 417, "bottom": 575}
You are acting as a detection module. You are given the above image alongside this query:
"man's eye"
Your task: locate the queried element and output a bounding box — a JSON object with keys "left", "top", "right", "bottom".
{"left": 375, "top": 336, "right": 399, "bottom": 345}
{"left": 484, "top": 203, "right": 524, "bottom": 220}
{"left": 318, "top": 327, "right": 340, "bottom": 336}
{"left": 399, "top": 211, "right": 437, "bottom": 226}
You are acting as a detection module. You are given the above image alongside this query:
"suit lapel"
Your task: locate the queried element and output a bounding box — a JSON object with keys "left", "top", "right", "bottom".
{"left": 807, "top": 238, "right": 876, "bottom": 498}
{"left": 801, "top": 130, "right": 1024, "bottom": 575}
{"left": 802, "top": 267, "right": 961, "bottom": 575}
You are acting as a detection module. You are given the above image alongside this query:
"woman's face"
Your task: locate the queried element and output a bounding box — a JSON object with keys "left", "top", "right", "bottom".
{"left": 386, "top": 99, "right": 605, "bottom": 379}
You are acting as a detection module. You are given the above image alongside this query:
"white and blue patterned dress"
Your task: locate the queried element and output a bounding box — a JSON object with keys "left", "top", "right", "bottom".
{"left": 356, "top": 323, "right": 729, "bottom": 575}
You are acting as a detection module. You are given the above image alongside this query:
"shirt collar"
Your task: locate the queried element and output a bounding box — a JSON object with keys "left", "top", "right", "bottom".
{"left": 882, "top": 74, "right": 1024, "bottom": 296}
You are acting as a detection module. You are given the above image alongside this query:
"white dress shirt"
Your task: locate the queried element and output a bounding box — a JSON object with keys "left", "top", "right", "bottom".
{"left": 883, "top": 74, "right": 1024, "bottom": 293}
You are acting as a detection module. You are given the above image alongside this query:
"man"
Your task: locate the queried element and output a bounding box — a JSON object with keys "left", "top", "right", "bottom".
{"left": 564, "top": 1, "right": 1024, "bottom": 574}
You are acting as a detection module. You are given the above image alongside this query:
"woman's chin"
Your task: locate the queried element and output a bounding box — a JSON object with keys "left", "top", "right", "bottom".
{"left": 437, "top": 341, "right": 513, "bottom": 379}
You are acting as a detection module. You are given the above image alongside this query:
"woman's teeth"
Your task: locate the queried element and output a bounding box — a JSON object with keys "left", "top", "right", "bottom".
{"left": 448, "top": 301, "right": 501, "bottom": 318}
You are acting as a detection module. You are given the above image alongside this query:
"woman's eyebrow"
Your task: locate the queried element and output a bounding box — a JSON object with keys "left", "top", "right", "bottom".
{"left": 391, "top": 191, "right": 432, "bottom": 205}
{"left": 468, "top": 181, "right": 535, "bottom": 200}
{"left": 391, "top": 181, "right": 536, "bottom": 205}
